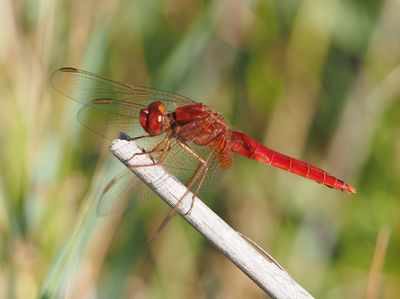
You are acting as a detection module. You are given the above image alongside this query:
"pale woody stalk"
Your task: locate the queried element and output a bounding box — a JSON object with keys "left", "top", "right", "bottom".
{"left": 110, "top": 139, "right": 314, "bottom": 299}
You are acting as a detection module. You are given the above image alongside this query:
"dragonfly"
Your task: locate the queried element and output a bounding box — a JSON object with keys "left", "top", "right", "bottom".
{"left": 52, "top": 67, "right": 355, "bottom": 214}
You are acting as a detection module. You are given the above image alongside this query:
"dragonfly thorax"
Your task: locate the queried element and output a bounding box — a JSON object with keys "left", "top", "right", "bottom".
{"left": 139, "top": 101, "right": 170, "bottom": 136}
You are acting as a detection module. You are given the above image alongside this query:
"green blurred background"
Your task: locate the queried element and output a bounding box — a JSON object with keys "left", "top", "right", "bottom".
{"left": 0, "top": 0, "right": 399, "bottom": 298}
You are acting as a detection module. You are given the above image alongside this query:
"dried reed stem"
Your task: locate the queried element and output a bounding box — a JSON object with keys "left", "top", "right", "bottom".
{"left": 110, "top": 139, "right": 314, "bottom": 299}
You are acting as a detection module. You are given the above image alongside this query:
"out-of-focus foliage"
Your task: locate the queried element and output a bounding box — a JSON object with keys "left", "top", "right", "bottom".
{"left": 0, "top": 0, "right": 399, "bottom": 298}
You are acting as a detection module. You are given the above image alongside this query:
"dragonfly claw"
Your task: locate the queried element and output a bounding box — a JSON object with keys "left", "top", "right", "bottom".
{"left": 119, "top": 132, "right": 132, "bottom": 141}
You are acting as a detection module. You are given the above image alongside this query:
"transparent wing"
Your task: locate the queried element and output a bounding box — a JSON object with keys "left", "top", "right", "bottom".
{"left": 162, "top": 141, "right": 223, "bottom": 189}
{"left": 52, "top": 67, "right": 195, "bottom": 140}
{"left": 51, "top": 67, "right": 194, "bottom": 108}
{"left": 52, "top": 67, "right": 224, "bottom": 215}
{"left": 96, "top": 170, "right": 154, "bottom": 216}
{"left": 97, "top": 141, "right": 224, "bottom": 216}
{"left": 76, "top": 100, "right": 142, "bottom": 141}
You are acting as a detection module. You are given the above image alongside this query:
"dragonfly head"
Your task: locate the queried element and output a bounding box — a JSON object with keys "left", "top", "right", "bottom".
{"left": 139, "top": 101, "right": 169, "bottom": 136}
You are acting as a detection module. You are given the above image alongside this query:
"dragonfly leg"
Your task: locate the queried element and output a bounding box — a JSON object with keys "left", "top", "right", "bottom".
{"left": 177, "top": 141, "right": 207, "bottom": 165}
{"left": 147, "top": 164, "right": 205, "bottom": 244}
{"left": 126, "top": 135, "right": 171, "bottom": 167}
{"left": 176, "top": 141, "right": 214, "bottom": 215}
{"left": 148, "top": 144, "right": 214, "bottom": 244}
{"left": 184, "top": 152, "right": 214, "bottom": 215}
{"left": 119, "top": 132, "right": 152, "bottom": 142}
{"left": 119, "top": 132, "right": 132, "bottom": 140}
{"left": 117, "top": 133, "right": 152, "bottom": 162}
{"left": 119, "top": 132, "right": 170, "bottom": 164}
{"left": 188, "top": 158, "right": 211, "bottom": 211}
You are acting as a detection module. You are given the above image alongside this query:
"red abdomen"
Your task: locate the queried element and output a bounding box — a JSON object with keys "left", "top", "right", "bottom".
{"left": 230, "top": 131, "right": 355, "bottom": 193}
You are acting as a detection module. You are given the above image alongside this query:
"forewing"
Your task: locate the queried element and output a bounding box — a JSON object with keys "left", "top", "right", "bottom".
{"left": 51, "top": 67, "right": 195, "bottom": 112}
{"left": 76, "top": 100, "right": 143, "bottom": 141}
{"left": 53, "top": 67, "right": 197, "bottom": 141}
{"left": 52, "top": 67, "right": 223, "bottom": 213}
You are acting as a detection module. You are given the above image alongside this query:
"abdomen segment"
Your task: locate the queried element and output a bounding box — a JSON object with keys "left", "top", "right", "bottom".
{"left": 230, "top": 131, "right": 356, "bottom": 193}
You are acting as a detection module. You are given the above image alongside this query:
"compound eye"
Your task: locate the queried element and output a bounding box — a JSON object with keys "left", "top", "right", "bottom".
{"left": 139, "top": 108, "right": 149, "bottom": 131}
{"left": 147, "top": 110, "right": 163, "bottom": 135}
{"left": 149, "top": 101, "right": 166, "bottom": 113}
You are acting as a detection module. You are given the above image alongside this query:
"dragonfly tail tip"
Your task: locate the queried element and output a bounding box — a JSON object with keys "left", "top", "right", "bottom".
{"left": 346, "top": 185, "right": 357, "bottom": 194}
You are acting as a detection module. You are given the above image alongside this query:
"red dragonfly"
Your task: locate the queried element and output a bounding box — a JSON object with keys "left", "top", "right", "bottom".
{"left": 52, "top": 67, "right": 355, "bottom": 213}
